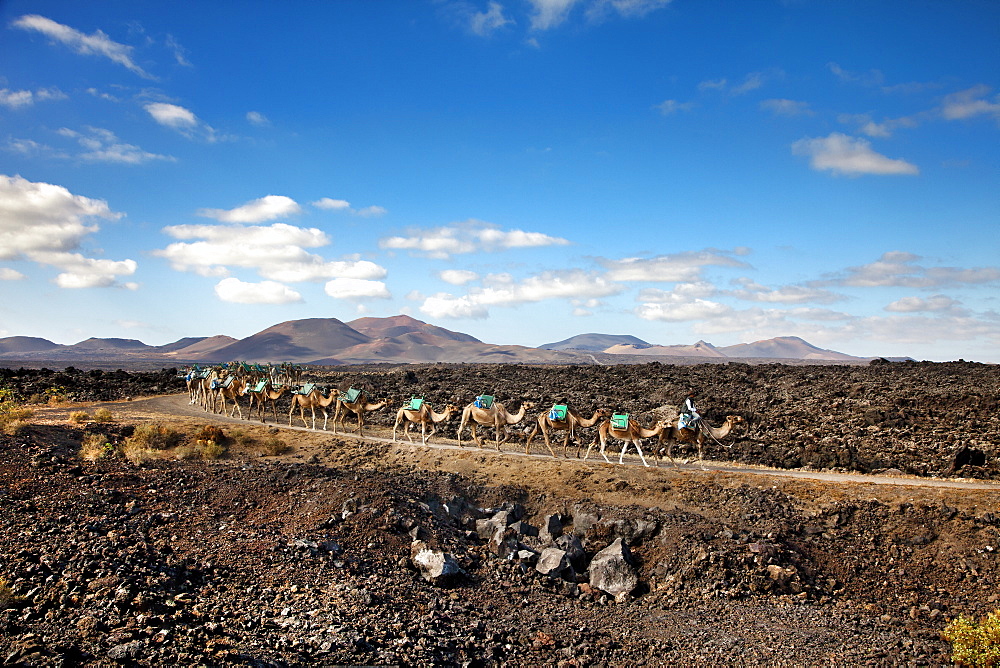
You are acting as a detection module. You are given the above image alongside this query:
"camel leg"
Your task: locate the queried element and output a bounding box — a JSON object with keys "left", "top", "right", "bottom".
{"left": 600, "top": 437, "right": 612, "bottom": 465}
{"left": 539, "top": 424, "right": 557, "bottom": 459}
{"left": 525, "top": 424, "right": 538, "bottom": 455}
{"left": 620, "top": 439, "right": 649, "bottom": 467}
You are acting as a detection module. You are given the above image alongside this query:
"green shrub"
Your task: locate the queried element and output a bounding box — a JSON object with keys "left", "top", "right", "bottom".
{"left": 79, "top": 433, "right": 114, "bottom": 461}
{"left": 943, "top": 609, "right": 1000, "bottom": 667}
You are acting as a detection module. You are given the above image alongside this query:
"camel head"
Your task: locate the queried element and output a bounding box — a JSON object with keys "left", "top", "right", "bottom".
{"left": 444, "top": 404, "right": 459, "bottom": 415}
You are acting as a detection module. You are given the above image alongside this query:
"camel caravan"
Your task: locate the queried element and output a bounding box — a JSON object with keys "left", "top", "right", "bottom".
{"left": 182, "top": 364, "right": 743, "bottom": 468}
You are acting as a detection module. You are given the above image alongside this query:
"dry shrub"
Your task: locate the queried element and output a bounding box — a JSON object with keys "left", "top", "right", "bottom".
{"left": 127, "top": 423, "right": 184, "bottom": 450}
{"left": 0, "top": 577, "right": 23, "bottom": 609}
{"left": 93, "top": 407, "right": 114, "bottom": 422}
{"left": 26, "top": 393, "right": 47, "bottom": 405}
{"left": 259, "top": 436, "right": 290, "bottom": 456}
{"left": 79, "top": 433, "right": 113, "bottom": 461}
{"left": 195, "top": 424, "right": 226, "bottom": 443}
{"left": 227, "top": 428, "right": 255, "bottom": 448}
{"left": 172, "top": 444, "right": 202, "bottom": 460}
{"left": 2, "top": 420, "right": 29, "bottom": 437}
{"left": 121, "top": 441, "right": 158, "bottom": 466}
{"left": 0, "top": 391, "right": 33, "bottom": 435}
{"left": 69, "top": 410, "right": 90, "bottom": 424}
{"left": 199, "top": 440, "right": 226, "bottom": 459}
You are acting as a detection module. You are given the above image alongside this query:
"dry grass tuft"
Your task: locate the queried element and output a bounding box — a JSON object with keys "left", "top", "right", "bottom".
{"left": 0, "top": 577, "right": 23, "bottom": 610}
{"left": 259, "top": 436, "right": 290, "bottom": 456}
{"left": 69, "top": 410, "right": 91, "bottom": 424}
{"left": 79, "top": 433, "right": 113, "bottom": 462}
{"left": 127, "top": 423, "right": 184, "bottom": 450}
{"left": 93, "top": 407, "right": 114, "bottom": 422}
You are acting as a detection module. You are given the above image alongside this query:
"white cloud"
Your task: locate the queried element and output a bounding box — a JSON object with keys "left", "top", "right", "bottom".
{"left": 418, "top": 269, "right": 621, "bottom": 319}
{"left": 246, "top": 111, "right": 270, "bottom": 127}
{"left": 145, "top": 102, "right": 197, "bottom": 129}
{"left": 197, "top": 195, "right": 301, "bottom": 223}
{"left": 726, "top": 277, "right": 843, "bottom": 305}
{"left": 791, "top": 133, "right": 919, "bottom": 176}
{"left": 884, "top": 294, "right": 967, "bottom": 315}
{"left": 312, "top": 198, "right": 351, "bottom": 211}
{"left": 0, "top": 87, "right": 65, "bottom": 109}
{"left": 821, "top": 251, "right": 1000, "bottom": 289}
{"left": 601, "top": 250, "right": 749, "bottom": 282}
{"left": 636, "top": 299, "right": 731, "bottom": 322}
{"left": 471, "top": 1, "right": 513, "bottom": 35}
{"left": 356, "top": 205, "right": 387, "bottom": 217}
{"left": 0, "top": 174, "right": 137, "bottom": 288}
{"left": 940, "top": 85, "right": 1000, "bottom": 121}
{"left": 526, "top": 0, "right": 673, "bottom": 29}
{"left": 166, "top": 34, "right": 191, "bottom": 67}
{"left": 380, "top": 219, "right": 570, "bottom": 259}
{"left": 324, "top": 277, "right": 391, "bottom": 300}
{"left": 760, "top": 99, "right": 812, "bottom": 117}
{"left": 0, "top": 268, "right": 25, "bottom": 280}
{"left": 638, "top": 281, "right": 717, "bottom": 302}
{"left": 528, "top": 0, "right": 581, "bottom": 29}
{"left": 58, "top": 127, "right": 174, "bottom": 164}
{"left": 827, "top": 62, "right": 883, "bottom": 87}
{"left": 439, "top": 269, "right": 479, "bottom": 285}
{"left": 215, "top": 277, "right": 301, "bottom": 304}
{"left": 156, "top": 221, "right": 387, "bottom": 284}
{"left": 655, "top": 99, "right": 694, "bottom": 115}
{"left": 12, "top": 14, "right": 152, "bottom": 78}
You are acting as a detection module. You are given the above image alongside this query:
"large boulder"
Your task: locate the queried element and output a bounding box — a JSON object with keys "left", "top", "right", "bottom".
{"left": 536, "top": 547, "right": 575, "bottom": 580}
{"left": 410, "top": 541, "right": 465, "bottom": 585}
{"left": 588, "top": 538, "right": 638, "bottom": 601}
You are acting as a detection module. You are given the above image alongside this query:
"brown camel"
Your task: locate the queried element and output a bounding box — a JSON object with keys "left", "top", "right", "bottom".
{"left": 392, "top": 400, "right": 459, "bottom": 444}
{"left": 457, "top": 398, "right": 535, "bottom": 451}
{"left": 658, "top": 415, "right": 745, "bottom": 468}
{"left": 332, "top": 390, "right": 388, "bottom": 437}
{"left": 245, "top": 380, "right": 288, "bottom": 424}
{"left": 525, "top": 406, "right": 610, "bottom": 458}
{"left": 214, "top": 376, "right": 248, "bottom": 419}
{"left": 583, "top": 416, "right": 672, "bottom": 467}
{"left": 288, "top": 386, "right": 339, "bottom": 430}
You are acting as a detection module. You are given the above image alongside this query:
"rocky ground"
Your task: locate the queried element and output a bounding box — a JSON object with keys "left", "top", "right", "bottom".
{"left": 1, "top": 363, "right": 999, "bottom": 666}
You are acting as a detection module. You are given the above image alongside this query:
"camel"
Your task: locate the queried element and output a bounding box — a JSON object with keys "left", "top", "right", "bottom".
{"left": 197, "top": 369, "right": 220, "bottom": 411}
{"left": 658, "top": 415, "right": 745, "bottom": 468}
{"left": 245, "top": 380, "right": 288, "bottom": 423}
{"left": 332, "top": 389, "right": 388, "bottom": 437}
{"left": 392, "top": 400, "right": 460, "bottom": 445}
{"left": 288, "top": 386, "right": 340, "bottom": 430}
{"left": 214, "top": 376, "right": 248, "bottom": 419}
{"left": 525, "top": 405, "right": 611, "bottom": 458}
{"left": 583, "top": 415, "right": 672, "bottom": 467}
{"left": 457, "top": 397, "right": 535, "bottom": 451}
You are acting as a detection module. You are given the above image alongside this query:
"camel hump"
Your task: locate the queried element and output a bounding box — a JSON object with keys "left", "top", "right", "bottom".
{"left": 611, "top": 413, "right": 630, "bottom": 430}
{"left": 475, "top": 394, "right": 494, "bottom": 409}
{"left": 549, "top": 404, "right": 568, "bottom": 420}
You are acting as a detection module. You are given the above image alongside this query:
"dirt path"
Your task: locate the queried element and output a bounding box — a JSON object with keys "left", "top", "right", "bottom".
{"left": 106, "top": 393, "right": 1000, "bottom": 493}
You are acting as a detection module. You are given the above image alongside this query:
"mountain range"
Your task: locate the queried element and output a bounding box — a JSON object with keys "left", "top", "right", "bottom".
{"left": 0, "top": 315, "right": 886, "bottom": 365}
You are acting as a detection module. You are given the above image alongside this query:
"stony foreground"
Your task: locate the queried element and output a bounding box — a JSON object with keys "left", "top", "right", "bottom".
{"left": 1, "top": 362, "right": 999, "bottom": 666}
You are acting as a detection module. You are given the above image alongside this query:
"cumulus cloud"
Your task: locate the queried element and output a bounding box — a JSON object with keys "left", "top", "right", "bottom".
{"left": 379, "top": 220, "right": 570, "bottom": 259}
{"left": 144, "top": 102, "right": 219, "bottom": 141}
{"left": 0, "top": 174, "right": 136, "bottom": 288}
{"left": 214, "top": 277, "right": 302, "bottom": 304}
{"left": 311, "top": 198, "right": 386, "bottom": 217}
{"left": 635, "top": 282, "right": 730, "bottom": 321}
{"left": 0, "top": 268, "right": 25, "bottom": 280}
{"left": 940, "top": 85, "right": 1000, "bottom": 121}
{"left": 11, "top": 14, "right": 152, "bottom": 78}
{"left": 600, "top": 250, "right": 749, "bottom": 283}
{"left": 58, "top": 127, "right": 174, "bottom": 164}
{"left": 420, "top": 293, "right": 490, "bottom": 320}
{"left": 324, "top": 277, "right": 391, "bottom": 300}
{"left": 792, "top": 133, "right": 919, "bottom": 176}
{"left": 197, "top": 195, "right": 301, "bottom": 223}
{"left": 439, "top": 269, "right": 479, "bottom": 285}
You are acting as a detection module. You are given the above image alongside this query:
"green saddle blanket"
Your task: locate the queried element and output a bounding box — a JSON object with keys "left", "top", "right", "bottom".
{"left": 549, "top": 404, "right": 568, "bottom": 421}
{"left": 250, "top": 380, "right": 267, "bottom": 393}
{"left": 408, "top": 397, "right": 424, "bottom": 411}
{"left": 341, "top": 387, "right": 362, "bottom": 403}
{"left": 294, "top": 383, "right": 315, "bottom": 396}
{"left": 475, "top": 395, "right": 494, "bottom": 409}
{"left": 611, "top": 413, "right": 630, "bottom": 430}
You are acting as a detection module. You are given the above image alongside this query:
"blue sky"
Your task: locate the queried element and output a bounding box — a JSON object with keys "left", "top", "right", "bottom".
{"left": 1, "top": 1, "right": 998, "bottom": 361}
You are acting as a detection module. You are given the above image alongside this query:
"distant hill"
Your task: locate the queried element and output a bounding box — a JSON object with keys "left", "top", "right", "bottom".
{"left": 67, "top": 338, "right": 151, "bottom": 351}
{"left": 604, "top": 340, "right": 726, "bottom": 358}
{"left": 539, "top": 333, "right": 650, "bottom": 352}
{"left": 200, "top": 318, "right": 371, "bottom": 362}
{"left": 152, "top": 337, "right": 208, "bottom": 353}
{"left": 718, "top": 336, "right": 863, "bottom": 361}
{"left": 165, "top": 335, "right": 239, "bottom": 357}
{"left": 347, "top": 314, "right": 480, "bottom": 343}
{"left": 0, "top": 336, "right": 61, "bottom": 354}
